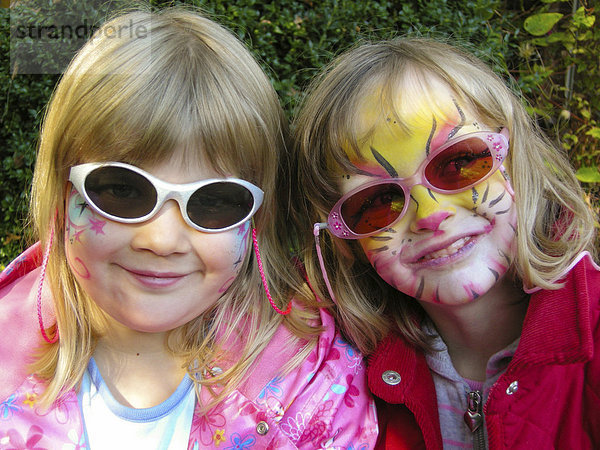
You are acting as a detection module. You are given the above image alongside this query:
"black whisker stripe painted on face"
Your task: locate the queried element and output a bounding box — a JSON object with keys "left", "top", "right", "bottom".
{"left": 428, "top": 189, "right": 439, "bottom": 203}
{"left": 498, "top": 249, "right": 511, "bottom": 265}
{"left": 370, "top": 236, "right": 393, "bottom": 241}
{"left": 447, "top": 99, "right": 466, "bottom": 139}
{"left": 488, "top": 267, "right": 500, "bottom": 282}
{"left": 472, "top": 187, "right": 479, "bottom": 205}
{"left": 415, "top": 277, "right": 425, "bottom": 299}
{"left": 410, "top": 194, "right": 419, "bottom": 212}
{"left": 371, "top": 246, "right": 389, "bottom": 253}
{"left": 481, "top": 183, "right": 490, "bottom": 204}
{"left": 489, "top": 190, "right": 506, "bottom": 207}
{"left": 426, "top": 117, "right": 437, "bottom": 157}
{"left": 370, "top": 146, "right": 398, "bottom": 177}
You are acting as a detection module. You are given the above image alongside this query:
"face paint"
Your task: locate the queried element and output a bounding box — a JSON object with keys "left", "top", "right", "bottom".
{"left": 65, "top": 153, "right": 252, "bottom": 333}
{"left": 218, "top": 220, "right": 251, "bottom": 293}
{"left": 340, "top": 82, "right": 517, "bottom": 306}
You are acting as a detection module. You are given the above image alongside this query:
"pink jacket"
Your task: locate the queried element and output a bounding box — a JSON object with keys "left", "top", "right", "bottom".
{"left": 0, "top": 245, "right": 378, "bottom": 449}
{"left": 368, "top": 254, "right": 600, "bottom": 449}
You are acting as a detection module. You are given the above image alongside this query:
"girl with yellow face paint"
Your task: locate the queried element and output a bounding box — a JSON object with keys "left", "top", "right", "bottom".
{"left": 292, "top": 38, "right": 600, "bottom": 449}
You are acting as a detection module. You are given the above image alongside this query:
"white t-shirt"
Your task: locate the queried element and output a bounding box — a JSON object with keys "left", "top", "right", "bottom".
{"left": 78, "top": 358, "right": 196, "bottom": 450}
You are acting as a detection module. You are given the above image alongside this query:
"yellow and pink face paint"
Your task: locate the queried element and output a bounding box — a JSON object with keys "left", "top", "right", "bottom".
{"left": 338, "top": 82, "right": 517, "bottom": 306}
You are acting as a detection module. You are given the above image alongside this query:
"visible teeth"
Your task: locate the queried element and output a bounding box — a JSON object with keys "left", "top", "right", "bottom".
{"left": 421, "top": 237, "right": 470, "bottom": 261}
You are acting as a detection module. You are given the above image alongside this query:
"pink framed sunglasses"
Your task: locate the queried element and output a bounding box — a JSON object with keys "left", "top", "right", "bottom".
{"left": 326, "top": 129, "right": 509, "bottom": 239}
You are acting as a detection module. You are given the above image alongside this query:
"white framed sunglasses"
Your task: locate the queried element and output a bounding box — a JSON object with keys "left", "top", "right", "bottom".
{"left": 68, "top": 162, "right": 264, "bottom": 233}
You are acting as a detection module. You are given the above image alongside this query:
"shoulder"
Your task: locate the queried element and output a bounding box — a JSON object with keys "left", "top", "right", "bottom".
{"left": 0, "top": 245, "right": 55, "bottom": 403}
{"left": 243, "top": 308, "right": 378, "bottom": 448}
{"left": 0, "top": 376, "right": 83, "bottom": 448}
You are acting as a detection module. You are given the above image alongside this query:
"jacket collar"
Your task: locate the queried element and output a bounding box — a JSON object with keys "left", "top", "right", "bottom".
{"left": 367, "top": 255, "right": 598, "bottom": 402}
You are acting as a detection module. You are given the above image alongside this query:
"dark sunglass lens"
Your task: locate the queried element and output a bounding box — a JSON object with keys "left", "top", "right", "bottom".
{"left": 425, "top": 137, "right": 493, "bottom": 190}
{"left": 341, "top": 183, "right": 405, "bottom": 235}
{"left": 84, "top": 167, "right": 157, "bottom": 218}
{"left": 188, "top": 182, "right": 254, "bottom": 229}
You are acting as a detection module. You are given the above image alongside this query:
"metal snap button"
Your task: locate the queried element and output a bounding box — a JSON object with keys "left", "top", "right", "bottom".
{"left": 256, "top": 421, "right": 269, "bottom": 435}
{"left": 382, "top": 370, "right": 401, "bottom": 386}
{"left": 506, "top": 380, "right": 518, "bottom": 395}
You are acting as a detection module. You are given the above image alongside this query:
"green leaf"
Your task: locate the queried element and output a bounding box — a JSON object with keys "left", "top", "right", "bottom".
{"left": 586, "top": 128, "right": 600, "bottom": 139}
{"left": 524, "top": 13, "right": 563, "bottom": 36}
{"left": 576, "top": 166, "right": 600, "bottom": 183}
{"left": 573, "top": 7, "right": 595, "bottom": 29}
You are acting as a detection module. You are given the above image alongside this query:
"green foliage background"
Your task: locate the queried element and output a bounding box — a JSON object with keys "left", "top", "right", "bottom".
{"left": 1, "top": 0, "right": 598, "bottom": 267}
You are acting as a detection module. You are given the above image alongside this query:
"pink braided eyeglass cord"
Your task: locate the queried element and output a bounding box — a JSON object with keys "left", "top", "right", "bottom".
{"left": 37, "top": 225, "right": 59, "bottom": 343}
{"left": 252, "top": 228, "right": 292, "bottom": 315}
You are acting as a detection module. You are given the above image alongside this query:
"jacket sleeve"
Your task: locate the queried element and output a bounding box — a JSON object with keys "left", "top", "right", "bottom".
{"left": 275, "top": 309, "right": 379, "bottom": 449}
{"left": 584, "top": 260, "right": 600, "bottom": 445}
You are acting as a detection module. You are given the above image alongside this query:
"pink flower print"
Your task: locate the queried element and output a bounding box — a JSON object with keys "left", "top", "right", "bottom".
{"left": 308, "top": 346, "right": 340, "bottom": 365}
{"left": 190, "top": 404, "right": 226, "bottom": 446}
{"left": 343, "top": 375, "right": 359, "bottom": 408}
{"left": 5, "top": 425, "right": 45, "bottom": 450}
{"left": 297, "top": 400, "right": 334, "bottom": 447}
{"left": 280, "top": 412, "right": 308, "bottom": 441}
{"left": 224, "top": 433, "right": 256, "bottom": 450}
{"left": 33, "top": 393, "right": 77, "bottom": 425}
{"left": 0, "top": 394, "right": 22, "bottom": 420}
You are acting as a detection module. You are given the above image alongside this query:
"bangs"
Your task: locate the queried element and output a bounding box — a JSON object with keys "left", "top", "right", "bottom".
{"left": 56, "top": 10, "right": 279, "bottom": 187}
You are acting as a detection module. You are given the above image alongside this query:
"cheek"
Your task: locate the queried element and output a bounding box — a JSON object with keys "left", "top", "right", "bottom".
{"left": 65, "top": 189, "right": 113, "bottom": 279}
{"left": 212, "top": 221, "right": 251, "bottom": 293}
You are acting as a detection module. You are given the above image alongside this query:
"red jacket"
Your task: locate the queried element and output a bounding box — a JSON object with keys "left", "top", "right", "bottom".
{"left": 368, "top": 255, "right": 600, "bottom": 449}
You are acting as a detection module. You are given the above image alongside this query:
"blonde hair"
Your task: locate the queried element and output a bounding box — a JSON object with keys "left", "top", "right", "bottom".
{"left": 292, "top": 37, "right": 597, "bottom": 353}
{"left": 30, "top": 7, "right": 320, "bottom": 408}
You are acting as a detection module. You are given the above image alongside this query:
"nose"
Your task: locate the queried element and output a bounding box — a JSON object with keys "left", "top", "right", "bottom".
{"left": 130, "top": 200, "right": 194, "bottom": 255}
{"left": 408, "top": 185, "right": 455, "bottom": 233}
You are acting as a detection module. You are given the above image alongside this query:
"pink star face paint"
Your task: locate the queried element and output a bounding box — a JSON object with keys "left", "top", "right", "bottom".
{"left": 65, "top": 155, "right": 251, "bottom": 333}
{"left": 339, "top": 81, "right": 517, "bottom": 306}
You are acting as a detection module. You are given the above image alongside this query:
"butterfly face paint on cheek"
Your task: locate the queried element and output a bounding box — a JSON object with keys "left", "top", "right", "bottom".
{"left": 217, "top": 220, "right": 251, "bottom": 293}
{"left": 65, "top": 187, "right": 109, "bottom": 279}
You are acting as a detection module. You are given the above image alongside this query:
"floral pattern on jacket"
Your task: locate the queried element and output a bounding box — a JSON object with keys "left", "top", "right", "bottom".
{"left": 0, "top": 245, "right": 378, "bottom": 449}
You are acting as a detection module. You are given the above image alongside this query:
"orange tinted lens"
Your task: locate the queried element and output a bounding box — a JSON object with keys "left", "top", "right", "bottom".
{"left": 341, "top": 183, "right": 405, "bottom": 234}
{"left": 425, "top": 137, "right": 493, "bottom": 190}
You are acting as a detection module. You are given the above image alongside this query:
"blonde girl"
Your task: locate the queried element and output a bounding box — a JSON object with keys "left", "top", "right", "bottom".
{"left": 292, "top": 37, "right": 599, "bottom": 448}
{"left": 0, "top": 9, "right": 377, "bottom": 449}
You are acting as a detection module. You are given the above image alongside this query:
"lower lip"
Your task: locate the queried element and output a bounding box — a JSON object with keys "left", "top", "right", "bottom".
{"left": 412, "top": 236, "right": 478, "bottom": 268}
{"left": 125, "top": 270, "right": 188, "bottom": 288}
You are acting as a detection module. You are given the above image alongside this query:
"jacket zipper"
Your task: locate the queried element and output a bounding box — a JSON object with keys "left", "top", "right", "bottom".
{"left": 464, "top": 390, "right": 487, "bottom": 449}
